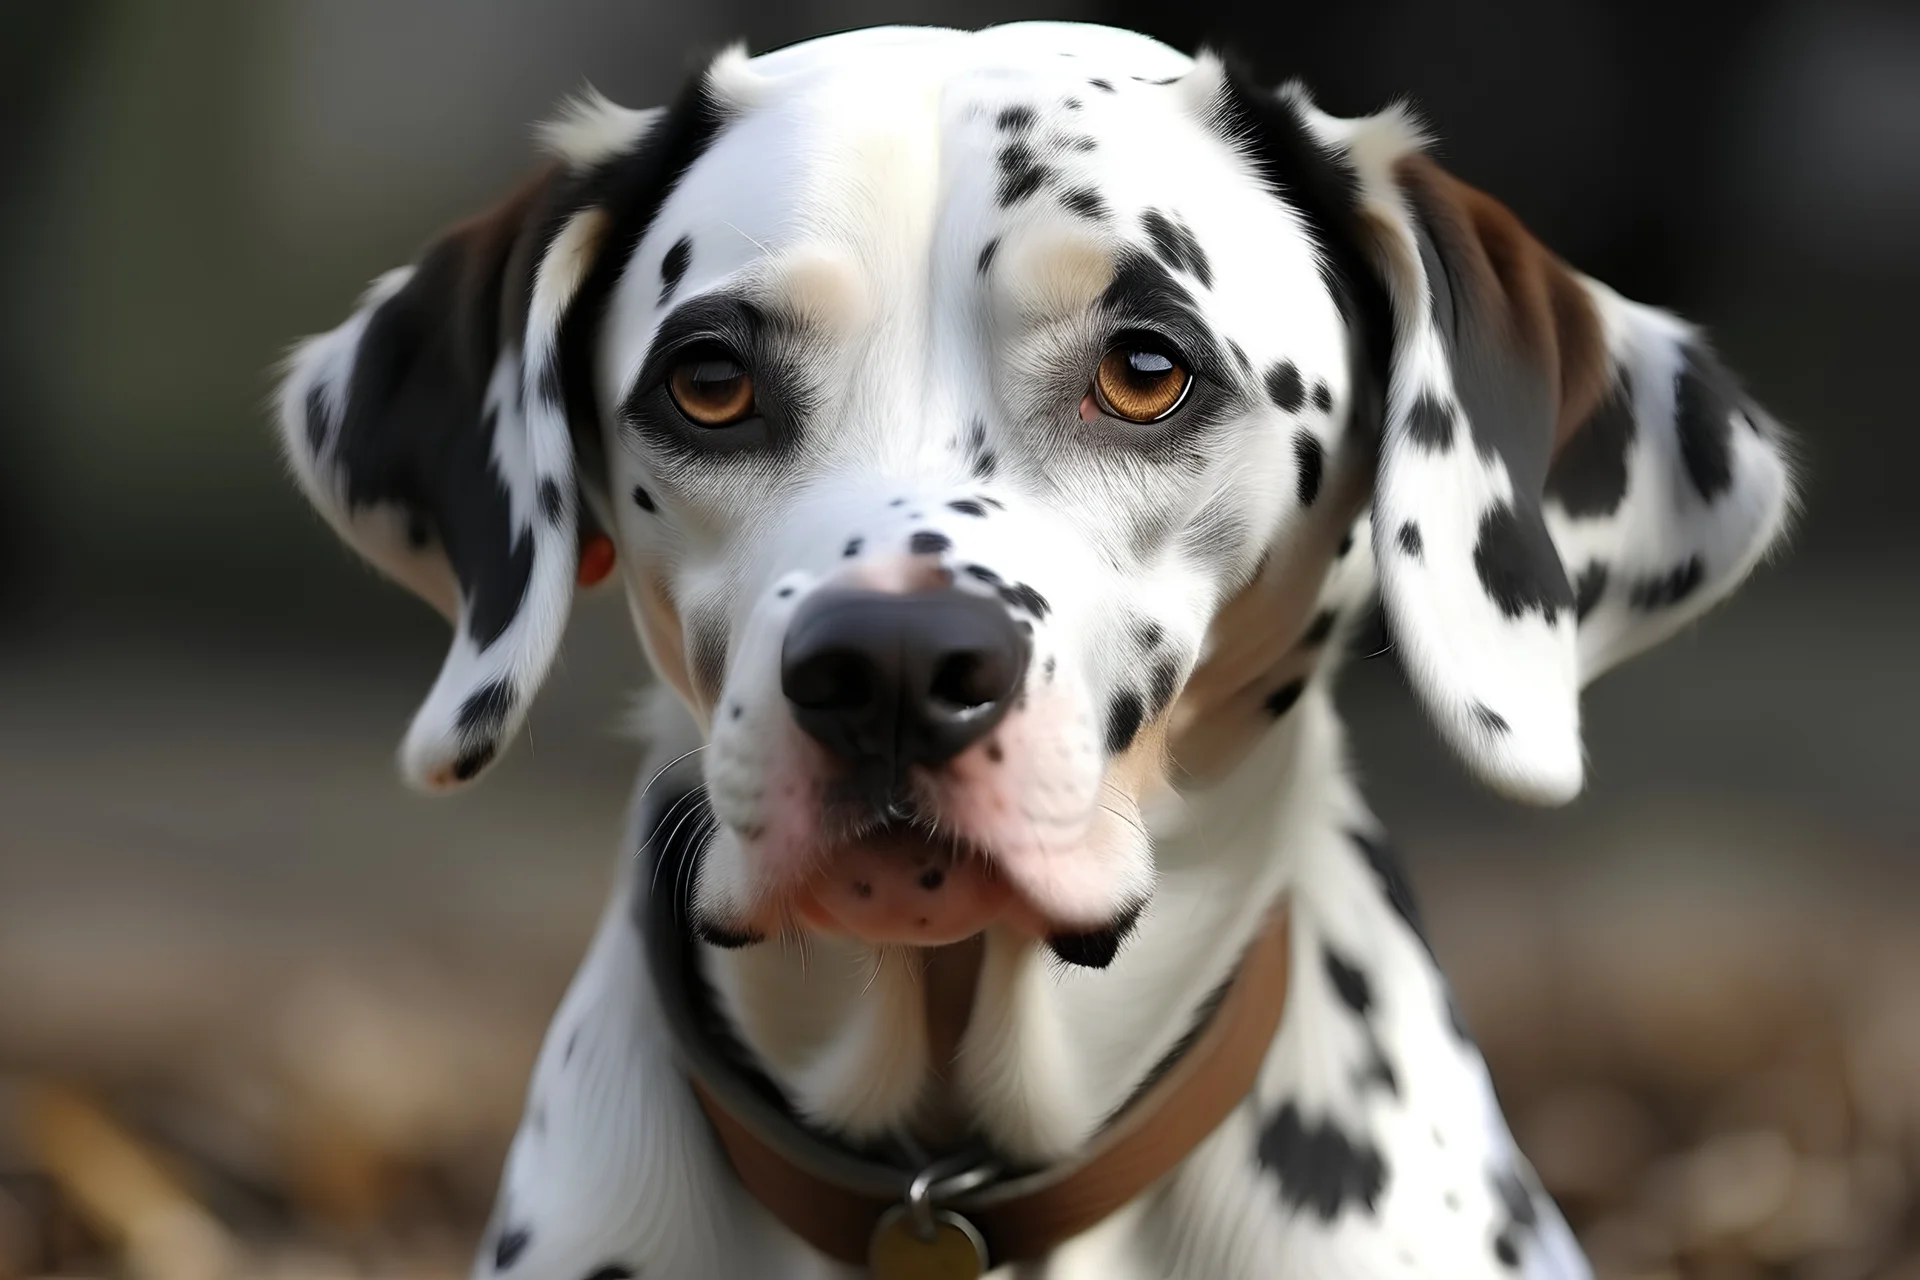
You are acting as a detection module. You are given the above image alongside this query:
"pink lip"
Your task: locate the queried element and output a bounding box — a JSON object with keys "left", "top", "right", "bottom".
{"left": 782, "top": 825, "right": 1052, "bottom": 947}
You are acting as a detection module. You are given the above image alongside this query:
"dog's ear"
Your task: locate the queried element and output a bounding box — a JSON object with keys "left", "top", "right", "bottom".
{"left": 1219, "top": 67, "right": 1797, "bottom": 803}
{"left": 275, "top": 163, "right": 614, "bottom": 792}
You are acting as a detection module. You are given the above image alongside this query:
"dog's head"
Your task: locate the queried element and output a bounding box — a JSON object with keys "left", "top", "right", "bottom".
{"left": 277, "top": 24, "right": 1794, "bottom": 957}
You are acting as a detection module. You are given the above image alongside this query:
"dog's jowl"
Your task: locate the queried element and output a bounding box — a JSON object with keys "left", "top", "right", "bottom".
{"left": 274, "top": 23, "right": 1795, "bottom": 1279}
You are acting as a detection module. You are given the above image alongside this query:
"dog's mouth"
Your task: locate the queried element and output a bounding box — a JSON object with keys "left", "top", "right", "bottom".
{"left": 789, "top": 818, "right": 1047, "bottom": 947}
{"left": 689, "top": 805, "right": 1145, "bottom": 966}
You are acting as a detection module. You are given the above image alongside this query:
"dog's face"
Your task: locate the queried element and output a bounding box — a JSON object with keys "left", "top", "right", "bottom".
{"left": 277, "top": 24, "right": 1794, "bottom": 958}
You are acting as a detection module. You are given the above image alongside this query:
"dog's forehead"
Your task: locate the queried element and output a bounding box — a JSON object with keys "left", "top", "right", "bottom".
{"left": 603, "top": 31, "right": 1338, "bottom": 411}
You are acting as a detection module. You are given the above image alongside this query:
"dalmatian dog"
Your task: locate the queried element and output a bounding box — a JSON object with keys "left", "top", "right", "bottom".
{"left": 274, "top": 22, "right": 1796, "bottom": 1280}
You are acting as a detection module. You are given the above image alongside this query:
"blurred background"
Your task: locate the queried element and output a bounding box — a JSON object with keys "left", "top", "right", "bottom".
{"left": 0, "top": 2, "right": 1915, "bottom": 1277}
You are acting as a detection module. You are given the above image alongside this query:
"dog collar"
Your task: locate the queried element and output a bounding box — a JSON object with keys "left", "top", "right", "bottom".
{"left": 640, "top": 789, "right": 1293, "bottom": 1277}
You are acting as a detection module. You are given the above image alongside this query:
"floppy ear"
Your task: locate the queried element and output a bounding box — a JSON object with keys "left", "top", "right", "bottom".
{"left": 275, "top": 165, "right": 613, "bottom": 792}
{"left": 1224, "top": 70, "right": 1797, "bottom": 803}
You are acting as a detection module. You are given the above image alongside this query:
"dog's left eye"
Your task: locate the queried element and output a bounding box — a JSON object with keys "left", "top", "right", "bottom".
{"left": 1092, "top": 341, "right": 1191, "bottom": 423}
{"left": 668, "top": 351, "right": 757, "bottom": 427}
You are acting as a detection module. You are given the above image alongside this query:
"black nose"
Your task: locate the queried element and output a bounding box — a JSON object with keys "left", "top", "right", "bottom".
{"left": 781, "top": 587, "right": 1030, "bottom": 785}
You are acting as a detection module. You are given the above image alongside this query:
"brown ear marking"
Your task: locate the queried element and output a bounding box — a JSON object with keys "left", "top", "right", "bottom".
{"left": 1392, "top": 155, "right": 1609, "bottom": 453}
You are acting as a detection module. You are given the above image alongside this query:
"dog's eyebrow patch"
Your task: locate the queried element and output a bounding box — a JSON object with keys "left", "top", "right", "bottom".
{"left": 995, "top": 227, "right": 1114, "bottom": 323}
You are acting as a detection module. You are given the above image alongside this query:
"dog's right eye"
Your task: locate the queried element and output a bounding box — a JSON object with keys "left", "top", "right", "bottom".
{"left": 668, "top": 351, "right": 756, "bottom": 427}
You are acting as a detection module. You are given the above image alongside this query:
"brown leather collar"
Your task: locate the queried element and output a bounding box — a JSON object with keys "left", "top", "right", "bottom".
{"left": 688, "top": 903, "right": 1292, "bottom": 1272}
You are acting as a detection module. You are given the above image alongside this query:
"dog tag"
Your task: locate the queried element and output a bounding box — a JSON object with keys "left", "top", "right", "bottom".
{"left": 868, "top": 1204, "right": 988, "bottom": 1280}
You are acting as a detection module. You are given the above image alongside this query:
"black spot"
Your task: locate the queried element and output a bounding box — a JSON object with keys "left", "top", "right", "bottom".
{"left": 979, "top": 495, "right": 1004, "bottom": 509}
{"left": 1674, "top": 346, "right": 1738, "bottom": 502}
{"left": 1135, "top": 619, "right": 1166, "bottom": 649}
{"left": 1301, "top": 609, "right": 1337, "bottom": 647}
{"left": 919, "top": 867, "right": 945, "bottom": 890}
{"left": 494, "top": 1225, "right": 531, "bottom": 1270}
{"left": 1574, "top": 562, "right": 1608, "bottom": 620}
{"left": 406, "top": 512, "right": 432, "bottom": 549}
{"left": 304, "top": 384, "right": 331, "bottom": 453}
{"left": 964, "top": 563, "right": 1002, "bottom": 585}
{"left": 538, "top": 477, "right": 566, "bottom": 525}
{"left": 1264, "top": 679, "right": 1305, "bottom": 718}
{"left": 1061, "top": 134, "right": 1098, "bottom": 152}
{"left": 976, "top": 238, "right": 999, "bottom": 275}
{"left": 1472, "top": 503, "right": 1572, "bottom": 623}
{"left": 1043, "top": 656, "right": 1056, "bottom": 681}
{"left": 659, "top": 235, "right": 692, "bottom": 306}
{"left": 1629, "top": 556, "right": 1704, "bottom": 610}
{"left": 1060, "top": 186, "right": 1109, "bottom": 222}
{"left": 1047, "top": 900, "right": 1145, "bottom": 969}
{"left": 1105, "top": 690, "right": 1146, "bottom": 754}
{"left": 728, "top": 702, "right": 742, "bottom": 721}
{"left": 985, "top": 741, "right": 1004, "bottom": 763}
{"left": 1490, "top": 1168, "right": 1539, "bottom": 1270}
{"left": 996, "top": 140, "right": 1052, "bottom": 206}
{"left": 843, "top": 536, "right": 863, "bottom": 557}
{"left": 582, "top": 1267, "right": 636, "bottom": 1280}
{"left": 563, "top": 1028, "right": 579, "bottom": 1065}
{"left": 1322, "top": 944, "right": 1372, "bottom": 1015}
{"left": 631, "top": 483, "right": 656, "bottom": 512}
{"left": 1088, "top": 77, "right": 1115, "bottom": 92}
{"left": 995, "top": 104, "right": 1037, "bottom": 132}
{"left": 458, "top": 679, "right": 516, "bottom": 735}
{"left": 1396, "top": 521, "right": 1423, "bottom": 558}
{"left": 998, "top": 581, "right": 1050, "bottom": 618}
{"left": 1062, "top": 96, "right": 1084, "bottom": 111}
{"left": 1265, "top": 361, "right": 1305, "bottom": 411}
{"left": 452, "top": 742, "right": 496, "bottom": 781}
{"left": 909, "top": 530, "right": 952, "bottom": 555}
{"left": 1293, "top": 432, "right": 1324, "bottom": 506}
{"left": 1359, "top": 1046, "right": 1401, "bottom": 1098}
{"left": 1146, "top": 657, "right": 1181, "bottom": 720}
{"left": 1140, "top": 209, "right": 1213, "bottom": 288}
{"left": 1337, "top": 528, "right": 1355, "bottom": 557}
{"left": 1405, "top": 394, "right": 1454, "bottom": 451}
{"left": 1470, "top": 702, "right": 1510, "bottom": 734}
{"left": 1545, "top": 372, "right": 1635, "bottom": 517}
{"left": 946, "top": 498, "right": 987, "bottom": 518}
{"left": 1312, "top": 380, "right": 1332, "bottom": 413}
{"left": 776, "top": 585, "right": 794, "bottom": 599}
{"left": 1257, "top": 1103, "right": 1388, "bottom": 1221}
{"left": 1349, "top": 830, "right": 1428, "bottom": 948}
{"left": 972, "top": 450, "right": 998, "bottom": 480}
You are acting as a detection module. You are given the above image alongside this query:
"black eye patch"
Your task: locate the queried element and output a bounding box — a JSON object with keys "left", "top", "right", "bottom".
{"left": 619, "top": 294, "right": 815, "bottom": 460}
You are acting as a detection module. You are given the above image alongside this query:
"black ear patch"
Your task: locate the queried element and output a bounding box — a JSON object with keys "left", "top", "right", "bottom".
{"left": 1545, "top": 373, "right": 1635, "bottom": 517}
{"left": 1674, "top": 346, "right": 1740, "bottom": 502}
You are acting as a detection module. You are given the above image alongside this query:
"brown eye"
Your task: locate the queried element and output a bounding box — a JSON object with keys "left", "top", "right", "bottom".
{"left": 1092, "top": 342, "right": 1191, "bottom": 423}
{"left": 667, "top": 352, "right": 755, "bottom": 427}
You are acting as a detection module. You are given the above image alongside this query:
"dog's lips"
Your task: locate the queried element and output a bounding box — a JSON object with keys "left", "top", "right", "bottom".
{"left": 784, "top": 824, "right": 1057, "bottom": 947}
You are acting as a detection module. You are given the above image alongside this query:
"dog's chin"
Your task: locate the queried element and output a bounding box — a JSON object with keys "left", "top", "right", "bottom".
{"left": 705, "top": 820, "right": 1142, "bottom": 963}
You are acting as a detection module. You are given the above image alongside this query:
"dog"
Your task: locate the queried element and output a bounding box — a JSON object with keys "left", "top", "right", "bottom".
{"left": 273, "top": 22, "right": 1797, "bottom": 1278}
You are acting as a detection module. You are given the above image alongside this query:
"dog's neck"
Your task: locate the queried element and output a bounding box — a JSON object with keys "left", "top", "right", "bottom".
{"left": 668, "top": 684, "right": 1348, "bottom": 1168}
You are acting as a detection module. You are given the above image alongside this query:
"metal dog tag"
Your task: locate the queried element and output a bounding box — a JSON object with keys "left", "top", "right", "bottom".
{"left": 868, "top": 1204, "right": 988, "bottom": 1280}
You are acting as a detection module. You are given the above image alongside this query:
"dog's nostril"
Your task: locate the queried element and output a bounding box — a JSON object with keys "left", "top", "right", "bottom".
{"left": 929, "top": 650, "right": 1010, "bottom": 711}
{"left": 785, "top": 649, "right": 875, "bottom": 711}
